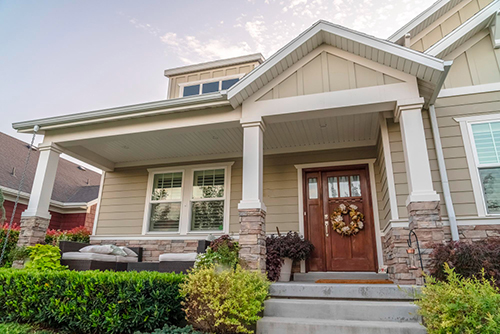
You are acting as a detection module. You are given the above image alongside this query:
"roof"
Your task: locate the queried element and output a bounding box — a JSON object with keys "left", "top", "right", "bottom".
{"left": 425, "top": 0, "right": 500, "bottom": 58}
{"left": 0, "top": 132, "right": 101, "bottom": 204}
{"left": 164, "top": 53, "right": 265, "bottom": 77}
{"left": 227, "top": 20, "right": 450, "bottom": 108}
{"left": 388, "top": 0, "right": 466, "bottom": 45}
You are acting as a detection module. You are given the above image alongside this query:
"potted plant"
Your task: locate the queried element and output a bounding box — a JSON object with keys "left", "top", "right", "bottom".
{"left": 266, "top": 232, "right": 314, "bottom": 282}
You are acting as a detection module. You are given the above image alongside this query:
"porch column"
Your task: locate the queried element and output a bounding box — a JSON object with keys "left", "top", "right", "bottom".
{"left": 394, "top": 99, "right": 442, "bottom": 285}
{"left": 238, "top": 121, "right": 266, "bottom": 272}
{"left": 18, "top": 143, "right": 62, "bottom": 246}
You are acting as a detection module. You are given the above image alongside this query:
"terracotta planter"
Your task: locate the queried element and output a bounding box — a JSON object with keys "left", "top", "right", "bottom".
{"left": 278, "top": 258, "right": 293, "bottom": 282}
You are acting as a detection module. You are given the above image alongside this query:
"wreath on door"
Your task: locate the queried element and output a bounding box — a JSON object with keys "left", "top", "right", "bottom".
{"left": 331, "top": 203, "right": 365, "bottom": 236}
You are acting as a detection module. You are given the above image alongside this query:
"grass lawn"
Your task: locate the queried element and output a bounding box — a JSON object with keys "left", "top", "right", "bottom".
{"left": 0, "top": 323, "right": 57, "bottom": 334}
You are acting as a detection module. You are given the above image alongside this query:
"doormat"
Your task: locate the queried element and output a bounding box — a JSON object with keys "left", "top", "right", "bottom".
{"left": 315, "top": 279, "right": 394, "bottom": 284}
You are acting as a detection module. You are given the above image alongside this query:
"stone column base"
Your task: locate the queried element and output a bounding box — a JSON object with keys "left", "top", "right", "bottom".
{"left": 238, "top": 208, "right": 266, "bottom": 273}
{"left": 17, "top": 216, "right": 51, "bottom": 246}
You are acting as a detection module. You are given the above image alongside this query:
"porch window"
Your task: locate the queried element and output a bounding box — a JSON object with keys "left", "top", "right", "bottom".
{"left": 471, "top": 121, "right": 500, "bottom": 214}
{"left": 145, "top": 163, "right": 232, "bottom": 234}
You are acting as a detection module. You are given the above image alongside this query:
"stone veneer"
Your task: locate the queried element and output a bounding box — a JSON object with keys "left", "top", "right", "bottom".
{"left": 238, "top": 208, "right": 267, "bottom": 273}
{"left": 18, "top": 216, "right": 51, "bottom": 246}
{"left": 90, "top": 239, "right": 200, "bottom": 262}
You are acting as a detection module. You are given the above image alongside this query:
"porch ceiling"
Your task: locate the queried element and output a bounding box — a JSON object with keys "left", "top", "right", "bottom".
{"left": 60, "top": 112, "right": 380, "bottom": 169}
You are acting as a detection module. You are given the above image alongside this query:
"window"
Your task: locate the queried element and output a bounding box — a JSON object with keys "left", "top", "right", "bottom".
{"left": 144, "top": 163, "right": 232, "bottom": 234}
{"left": 180, "top": 76, "right": 241, "bottom": 97}
{"left": 471, "top": 121, "right": 500, "bottom": 214}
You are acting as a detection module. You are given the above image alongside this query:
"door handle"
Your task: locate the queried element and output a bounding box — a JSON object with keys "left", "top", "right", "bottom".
{"left": 325, "top": 220, "right": 329, "bottom": 237}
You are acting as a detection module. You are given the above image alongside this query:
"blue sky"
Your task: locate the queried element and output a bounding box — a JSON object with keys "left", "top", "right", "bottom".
{"left": 0, "top": 0, "right": 436, "bottom": 168}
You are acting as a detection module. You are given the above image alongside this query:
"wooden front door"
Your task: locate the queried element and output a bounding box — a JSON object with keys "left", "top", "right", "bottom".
{"left": 303, "top": 165, "right": 377, "bottom": 272}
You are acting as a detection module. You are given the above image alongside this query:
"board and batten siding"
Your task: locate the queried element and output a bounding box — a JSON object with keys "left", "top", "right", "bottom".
{"left": 96, "top": 147, "right": 379, "bottom": 236}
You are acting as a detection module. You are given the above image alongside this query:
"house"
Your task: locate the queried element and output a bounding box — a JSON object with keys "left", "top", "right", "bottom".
{"left": 0, "top": 132, "right": 101, "bottom": 231}
{"left": 11, "top": 0, "right": 500, "bottom": 285}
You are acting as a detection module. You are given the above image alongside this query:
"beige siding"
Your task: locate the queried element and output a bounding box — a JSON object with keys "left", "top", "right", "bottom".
{"left": 167, "top": 62, "right": 260, "bottom": 98}
{"left": 374, "top": 135, "right": 391, "bottom": 230}
{"left": 258, "top": 51, "right": 403, "bottom": 101}
{"left": 387, "top": 119, "right": 409, "bottom": 219}
{"left": 410, "top": 0, "right": 493, "bottom": 52}
{"left": 434, "top": 91, "right": 500, "bottom": 217}
{"left": 443, "top": 33, "right": 500, "bottom": 89}
{"left": 96, "top": 147, "right": 378, "bottom": 236}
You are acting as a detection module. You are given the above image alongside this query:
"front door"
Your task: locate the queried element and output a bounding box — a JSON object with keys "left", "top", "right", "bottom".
{"left": 303, "top": 165, "right": 377, "bottom": 272}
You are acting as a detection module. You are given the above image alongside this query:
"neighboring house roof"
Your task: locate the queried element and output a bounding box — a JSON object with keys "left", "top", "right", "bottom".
{"left": 388, "top": 0, "right": 466, "bottom": 45}
{"left": 227, "top": 20, "right": 450, "bottom": 108}
{"left": 425, "top": 0, "right": 500, "bottom": 58}
{"left": 0, "top": 132, "right": 101, "bottom": 204}
{"left": 164, "top": 53, "right": 265, "bottom": 77}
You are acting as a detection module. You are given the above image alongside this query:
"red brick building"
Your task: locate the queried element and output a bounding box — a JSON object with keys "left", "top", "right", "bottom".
{"left": 1, "top": 132, "right": 101, "bottom": 231}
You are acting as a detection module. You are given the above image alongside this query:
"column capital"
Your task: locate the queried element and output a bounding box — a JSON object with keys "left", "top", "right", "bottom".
{"left": 240, "top": 120, "right": 266, "bottom": 132}
{"left": 394, "top": 97, "right": 425, "bottom": 122}
{"left": 38, "top": 142, "right": 64, "bottom": 155}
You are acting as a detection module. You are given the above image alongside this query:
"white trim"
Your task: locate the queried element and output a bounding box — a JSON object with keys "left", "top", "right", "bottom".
{"left": 456, "top": 114, "right": 500, "bottom": 217}
{"left": 294, "top": 158, "right": 384, "bottom": 273}
{"left": 142, "top": 161, "right": 234, "bottom": 236}
{"left": 178, "top": 74, "right": 245, "bottom": 98}
{"left": 438, "top": 82, "right": 500, "bottom": 98}
{"left": 92, "top": 172, "right": 106, "bottom": 236}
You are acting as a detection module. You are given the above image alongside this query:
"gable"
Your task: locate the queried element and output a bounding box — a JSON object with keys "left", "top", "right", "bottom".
{"left": 257, "top": 47, "right": 406, "bottom": 102}
{"left": 443, "top": 30, "right": 500, "bottom": 88}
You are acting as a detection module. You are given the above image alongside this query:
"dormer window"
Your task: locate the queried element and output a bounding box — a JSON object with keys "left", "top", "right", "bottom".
{"left": 180, "top": 75, "right": 241, "bottom": 97}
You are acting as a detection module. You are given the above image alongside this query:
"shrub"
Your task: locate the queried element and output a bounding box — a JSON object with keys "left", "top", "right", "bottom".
{"left": 45, "top": 225, "right": 91, "bottom": 245}
{"left": 180, "top": 265, "right": 270, "bottom": 334}
{"left": 0, "top": 322, "right": 56, "bottom": 334}
{"left": 415, "top": 264, "right": 500, "bottom": 334}
{"left": 24, "top": 244, "right": 66, "bottom": 271}
{"left": 195, "top": 235, "right": 240, "bottom": 269}
{"left": 133, "top": 324, "right": 205, "bottom": 334}
{"left": 0, "top": 269, "right": 185, "bottom": 334}
{"left": 429, "top": 238, "right": 500, "bottom": 288}
{"left": 0, "top": 223, "right": 21, "bottom": 267}
{"left": 265, "top": 232, "right": 314, "bottom": 281}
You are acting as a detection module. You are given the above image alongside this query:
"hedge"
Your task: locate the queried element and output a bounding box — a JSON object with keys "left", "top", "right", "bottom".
{"left": 0, "top": 269, "right": 185, "bottom": 334}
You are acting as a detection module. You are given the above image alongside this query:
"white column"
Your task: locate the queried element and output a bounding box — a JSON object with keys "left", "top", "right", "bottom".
{"left": 396, "top": 100, "right": 440, "bottom": 206}
{"left": 238, "top": 121, "right": 266, "bottom": 211}
{"left": 22, "top": 143, "right": 62, "bottom": 219}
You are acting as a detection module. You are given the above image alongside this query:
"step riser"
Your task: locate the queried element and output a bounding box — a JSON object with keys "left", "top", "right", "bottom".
{"left": 257, "top": 320, "right": 426, "bottom": 334}
{"left": 270, "top": 283, "right": 419, "bottom": 301}
{"left": 264, "top": 300, "right": 420, "bottom": 322}
{"left": 294, "top": 272, "right": 389, "bottom": 281}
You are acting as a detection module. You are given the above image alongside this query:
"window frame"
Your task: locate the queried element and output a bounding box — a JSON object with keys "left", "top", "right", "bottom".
{"left": 178, "top": 74, "right": 245, "bottom": 98}
{"left": 458, "top": 114, "right": 500, "bottom": 217}
{"left": 143, "top": 162, "right": 234, "bottom": 235}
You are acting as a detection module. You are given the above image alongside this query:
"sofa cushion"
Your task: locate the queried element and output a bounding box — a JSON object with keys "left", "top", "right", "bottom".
{"left": 80, "top": 244, "right": 128, "bottom": 257}
{"left": 116, "top": 256, "right": 138, "bottom": 263}
{"left": 159, "top": 253, "right": 197, "bottom": 262}
{"left": 62, "top": 252, "right": 118, "bottom": 262}
{"left": 119, "top": 246, "right": 138, "bottom": 257}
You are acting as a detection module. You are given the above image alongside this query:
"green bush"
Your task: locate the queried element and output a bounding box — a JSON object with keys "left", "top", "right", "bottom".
{"left": 0, "top": 269, "right": 185, "bottom": 334}
{"left": 415, "top": 264, "right": 500, "bottom": 334}
{"left": 0, "top": 225, "right": 21, "bottom": 268}
{"left": 195, "top": 235, "right": 239, "bottom": 270}
{"left": 133, "top": 324, "right": 205, "bottom": 334}
{"left": 0, "top": 322, "right": 56, "bottom": 334}
{"left": 180, "top": 265, "right": 270, "bottom": 334}
{"left": 24, "top": 244, "right": 66, "bottom": 271}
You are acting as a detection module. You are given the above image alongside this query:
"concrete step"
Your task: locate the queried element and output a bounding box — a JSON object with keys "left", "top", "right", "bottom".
{"left": 264, "top": 299, "right": 420, "bottom": 322}
{"left": 270, "top": 282, "right": 419, "bottom": 301}
{"left": 257, "top": 317, "right": 427, "bottom": 334}
{"left": 294, "top": 271, "right": 389, "bottom": 281}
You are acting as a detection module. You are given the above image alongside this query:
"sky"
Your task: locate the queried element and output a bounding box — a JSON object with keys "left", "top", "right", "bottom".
{"left": 0, "top": 0, "right": 436, "bottom": 171}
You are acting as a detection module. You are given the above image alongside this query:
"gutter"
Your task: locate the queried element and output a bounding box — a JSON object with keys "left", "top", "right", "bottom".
{"left": 13, "top": 91, "right": 229, "bottom": 133}
{"left": 429, "top": 105, "right": 460, "bottom": 241}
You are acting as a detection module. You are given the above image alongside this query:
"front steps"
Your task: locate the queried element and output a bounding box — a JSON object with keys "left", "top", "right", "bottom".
{"left": 257, "top": 279, "right": 425, "bottom": 334}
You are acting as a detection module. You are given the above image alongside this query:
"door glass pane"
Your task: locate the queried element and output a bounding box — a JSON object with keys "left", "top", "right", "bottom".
{"left": 328, "top": 177, "right": 338, "bottom": 198}
{"left": 183, "top": 84, "right": 200, "bottom": 97}
{"left": 152, "top": 172, "right": 183, "bottom": 201}
{"left": 308, "top": 178, "right": 318, "bottom": 199}
{"left": 479, "top": 167, "right": 500, "bottom": 214}
{"left": 339, "top": 176, "right": 350, "bottom": 197}
{"left": 149, "top": 203, "right": 181, "bottom": 231}
{"left": 191, "top": 200, "right": 224, "bottom": 231}
{"left": 350, "top": 175, "right": 361, "bottom": 197}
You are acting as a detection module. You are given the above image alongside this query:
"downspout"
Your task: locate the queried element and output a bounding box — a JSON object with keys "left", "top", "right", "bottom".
{"left": 429, "top": 105, "right": 460, "bottom": 241}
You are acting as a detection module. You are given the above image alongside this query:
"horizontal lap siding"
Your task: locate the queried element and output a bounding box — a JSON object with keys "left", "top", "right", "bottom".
{"left": 387, "top": 119, "right": 409, "bottom": 219}
{"left": 374, "top": 135, "right": 391, "bottom": 231}
{"left": 434, "top": 91, "right": 500, "bottom": 217}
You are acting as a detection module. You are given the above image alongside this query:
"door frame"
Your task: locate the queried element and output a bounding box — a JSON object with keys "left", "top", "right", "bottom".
{"left": 295, "top": 159, "right": 384, "bottom": 273}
